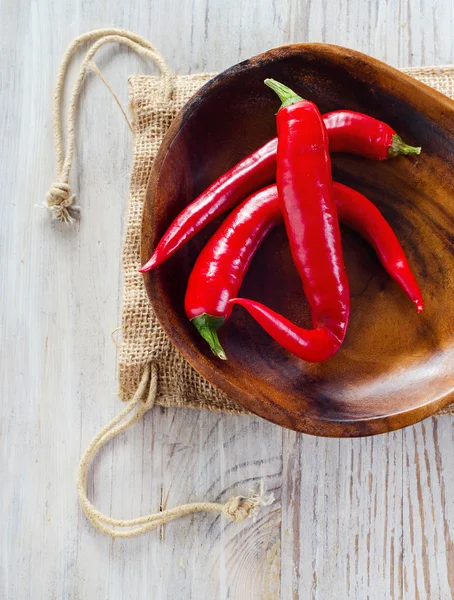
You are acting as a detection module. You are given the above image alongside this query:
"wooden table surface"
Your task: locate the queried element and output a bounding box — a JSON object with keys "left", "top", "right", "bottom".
{"left": 1, "top": 1, "right": 453, "bottom": 599}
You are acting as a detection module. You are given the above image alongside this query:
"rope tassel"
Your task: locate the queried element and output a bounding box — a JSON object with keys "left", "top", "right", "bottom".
{"left": 77, "top": 364, "right": 274, "bottom": 538}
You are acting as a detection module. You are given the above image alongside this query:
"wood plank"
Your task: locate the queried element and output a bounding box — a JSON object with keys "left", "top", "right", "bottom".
{"left": 280, "top": 431, "right": 404, "bottom": 599}
{"left": 1, "top": 0, "right": 453, "bottom": 598}
{"left": 402, "top": 418, "right": 454, "bottom": 599}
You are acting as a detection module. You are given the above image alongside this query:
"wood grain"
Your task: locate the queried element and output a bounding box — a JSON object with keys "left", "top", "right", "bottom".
{"left": 0, "top": 0, "right": 453, "bottom": 598}
{"left": 280, "top": 430, "right": 404, "bottom": 598}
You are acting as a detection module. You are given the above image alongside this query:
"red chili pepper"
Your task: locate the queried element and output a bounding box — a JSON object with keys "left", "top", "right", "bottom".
{"left": 260, "top": 78, "right": 349, "bottom": 361}
{"left": 333, "top": 182, "right": 423, "bottom": 312}
{"left": 323, "top": 111, "right": 420, "bottom": 160}
{"left": 185, "top": 185, "right": 281, "bottom": 359}
{"left": 230, "top": 181, "right": 425, "bottom": 359}
{"left": 186, "top": 182, "right": 423, "bottom": 359}
{"left": 140, "top": 113, "right": 420, "bottom": 273}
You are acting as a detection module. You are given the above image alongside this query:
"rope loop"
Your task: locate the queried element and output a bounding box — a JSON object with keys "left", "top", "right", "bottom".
{"left": 44, "top": 29, "right": 174, "bottom": 222}
{"left": 77, "top": 363, "right": 274, "bottom": 538}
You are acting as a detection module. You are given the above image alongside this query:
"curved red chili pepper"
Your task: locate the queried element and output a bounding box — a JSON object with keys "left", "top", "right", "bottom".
{"left": 140, "top": 113, "right": 420, "bottom": 273}
{"left": 186, "top": 183, "right": 423, "bottom": 361}
{"left": 229, "top": 299, "right": 339, "bottom": 362}
{"left": 229, "top": 182, "right": 425, "bottom": 359}
{"left": 323, "top": 111, "right": 419, "bottom": 160}
{"left": 185, "top": 186, "right": 281, "bottom": 359}
{"left": 264, "top": 78, "right": 349, "bottom": 361}
{"left": 333, "top": 182, "right": 423, "bottom": 312}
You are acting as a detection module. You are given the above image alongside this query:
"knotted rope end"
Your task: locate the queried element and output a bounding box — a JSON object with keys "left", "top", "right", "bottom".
{"left": 222, "top": 481, "right": 275, "bottom": 523}
{"left": 44, "top": 182, "right": 80, "bottom": 223}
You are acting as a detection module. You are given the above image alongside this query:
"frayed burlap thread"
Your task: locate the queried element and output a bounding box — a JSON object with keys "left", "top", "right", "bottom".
{"left": 120, "top": 67, "right": 454, "bottom": 417}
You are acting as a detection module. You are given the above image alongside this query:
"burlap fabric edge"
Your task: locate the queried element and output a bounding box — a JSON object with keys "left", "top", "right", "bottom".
{"left": 119, "top": 66, "right": 454, "bottom": 417}
{"left": 119, "top": 73, "right": 248, "bottom": 415}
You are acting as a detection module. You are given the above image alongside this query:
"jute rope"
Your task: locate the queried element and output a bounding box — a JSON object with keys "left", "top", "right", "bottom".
{"left": 77, "top": 363, "right": 274, "bottom": 538}
{"left": 49, "top": 30, "right": 274, "bottom": 536}
{"left": 44, "top": 28, "right": 174, "bottom": 223}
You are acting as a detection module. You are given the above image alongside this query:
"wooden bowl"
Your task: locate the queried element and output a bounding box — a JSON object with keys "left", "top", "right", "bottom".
{"left": 141, "top": 44, "right": 454, "bottom": 437}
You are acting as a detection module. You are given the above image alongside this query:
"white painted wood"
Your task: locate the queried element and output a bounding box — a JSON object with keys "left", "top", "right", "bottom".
{"left": 0, "top": 1, "right": 453, "bottom": 599}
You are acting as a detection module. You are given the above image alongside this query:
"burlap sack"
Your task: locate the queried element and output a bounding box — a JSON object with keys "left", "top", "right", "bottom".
{"left": 120, "top": 66, "right": 454, "bottom": 416}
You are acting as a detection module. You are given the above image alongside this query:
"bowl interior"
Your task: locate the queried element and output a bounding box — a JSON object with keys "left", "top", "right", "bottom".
{"left": 142, "top": 44, "right": 454, "bottom": 436}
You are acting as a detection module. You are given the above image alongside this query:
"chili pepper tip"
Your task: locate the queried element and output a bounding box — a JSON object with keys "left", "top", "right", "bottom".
{"left": 264, "top": 78, "right": 304, "bottom": 109}
{"left": 138, "top": 254, "right": 158, "bottom": 272}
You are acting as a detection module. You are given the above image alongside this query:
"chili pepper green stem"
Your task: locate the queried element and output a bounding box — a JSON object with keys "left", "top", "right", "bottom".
{"left": 191, "top": 314, "right": 227, "bottom": 360}
{"left": 264, "top": 78, "right": 304, "bottom": 109}
{"left": 388, "top": 134, "right": 421, "bottom": 158}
